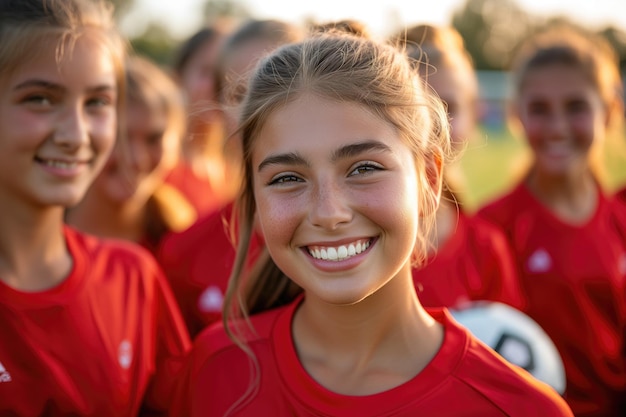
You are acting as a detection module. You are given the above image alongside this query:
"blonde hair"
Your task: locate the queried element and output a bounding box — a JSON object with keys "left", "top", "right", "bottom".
{"left": 310, "top": 19, "right": 373, "bottom": 38}
{"left": 0, "top": 0, "right": 126, "bottom": 92}
{"left": 392, "top": 24, "right": 479, "bottom": 208}
{"left": 394, "top": 24, "right": 478, "bottom": 100}
{"left": 510, "top": 23, "right": 624, "bottom": 187}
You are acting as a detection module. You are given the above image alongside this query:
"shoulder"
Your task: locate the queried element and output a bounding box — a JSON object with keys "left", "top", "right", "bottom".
{"left": 476, "top": 183, "right": 527, "bottom": 226}
{"left": 430, "top": 309, "right": 572, "bottom": 415}
{"left": 191, "top": 304, "right": 288, "bottom": 362}
{"left": 157, "top": 202, "right": 234, "bottom": 264}
{"left": 463, "top": 214, "right": 510, "bottom": 246}
{"left": 65, "top": 225, "right": 163, "bottom": 278}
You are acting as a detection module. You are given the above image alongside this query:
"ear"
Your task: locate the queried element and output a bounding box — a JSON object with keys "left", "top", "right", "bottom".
{"left": 425, "top": 150, "right": 444, "bottom": 197}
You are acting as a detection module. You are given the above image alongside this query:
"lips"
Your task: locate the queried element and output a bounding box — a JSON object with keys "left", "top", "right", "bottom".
{"left": 307, "top": 238, "right": 371, "bottom": 261}
{"left": 35, "top": 157, "right": 90, "bottom": 168}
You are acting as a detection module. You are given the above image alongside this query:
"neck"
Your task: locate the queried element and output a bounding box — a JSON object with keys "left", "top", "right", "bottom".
{"left": 66, "top": 191, "right": 146, "bottom": 242}
{"left": 0, "top": 193, "right": 70, "bottom": 291}
{"left": 293, "top": 268, "right": 443, "bottom": 395}
{"left": 526, "top": 167, "right": 599, "bottom": 224}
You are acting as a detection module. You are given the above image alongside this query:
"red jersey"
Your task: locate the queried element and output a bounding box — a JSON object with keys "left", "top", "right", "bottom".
{"left": 413, "top": 211, "right": 524, "bottom": 310}
{"left": 157, "top": 202, "right": 263, "bottom": 339}
{"left": 164, "top": 161, "right": 223, "bottom": 219}
{"left": 478, "top": 183, "right": 626, "bottom": 416}
{"left": 171, "top": 297, "right": 572, "bottom": 416}
{"left": 615, "top": 187, "right": 626, "bottom": 205}
{"left": 0, "top": 226, "right": 191, "bottom": 417}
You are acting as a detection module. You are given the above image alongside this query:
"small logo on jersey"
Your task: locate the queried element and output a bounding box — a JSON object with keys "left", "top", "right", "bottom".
{"left": 527, "top": 248, "right": 552, "bottom": 273}
{"left": 0, "top": 361, "right": 12, "bottom": 383}
{"left": 198, "top": 285, "right": 224, "bottom": 313}
{"left": 118, "top": 340, "right": 133, "bottom": 370}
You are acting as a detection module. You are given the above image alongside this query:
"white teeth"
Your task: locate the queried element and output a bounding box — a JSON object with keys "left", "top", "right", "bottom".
{"left": 308, "top": 239, "right": 371, "bottom": 261}
{"left": 43, "top": 160, "right": 78, "bottom": 169}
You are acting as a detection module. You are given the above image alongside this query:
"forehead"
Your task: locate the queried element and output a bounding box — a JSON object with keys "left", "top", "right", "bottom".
{"left": 520, "top": 64, "right": 594, "bottom": 98}
{"left": 252, "top": 94, "right": 407, "bottom": 159}
{"left": 5, "top": 35, "right": 117, "bottom": 89}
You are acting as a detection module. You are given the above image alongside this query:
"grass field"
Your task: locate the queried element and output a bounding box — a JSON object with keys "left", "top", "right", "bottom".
{"left": 454, "top": 126, "right": 626, "bottom": 213}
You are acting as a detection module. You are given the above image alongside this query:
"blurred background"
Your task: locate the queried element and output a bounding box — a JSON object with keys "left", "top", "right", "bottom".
{"left": 110, "top": 0, "right": 626, "bottom": 211}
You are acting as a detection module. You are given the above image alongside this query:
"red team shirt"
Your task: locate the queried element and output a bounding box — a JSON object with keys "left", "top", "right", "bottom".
{"left": 157, "top": 202, "right": 263, "bottom": 338}
{"left": 171, "top": 296, "right": 572, "bottom": 416}
{"left": 478, "top": 183, "right": 626, "bottom": 416}
{"left": 0, "top": 226, "right": 191, "bottom": 416}
{"left": 412, "top": 211, "right": 524, "bottom": 310}
{"left": 616, "top": 187, "right": 626, "bottom": 205}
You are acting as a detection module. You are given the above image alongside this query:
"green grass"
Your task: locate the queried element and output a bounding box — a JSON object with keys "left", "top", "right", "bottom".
{"left": 454, "top": 126, "right": 626, "bottom": 213}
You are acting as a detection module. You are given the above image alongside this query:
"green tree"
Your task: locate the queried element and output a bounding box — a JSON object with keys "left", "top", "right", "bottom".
{"left": 452, "top": 0, "right": 534, "bottom": 70}
{"left": 129, "top": 22, "right": 178, "bottom": 66}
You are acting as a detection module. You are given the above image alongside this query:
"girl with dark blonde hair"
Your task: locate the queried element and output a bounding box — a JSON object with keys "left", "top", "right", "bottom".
{"left": 171, "top": 32, "right": 572, "bottom": 416}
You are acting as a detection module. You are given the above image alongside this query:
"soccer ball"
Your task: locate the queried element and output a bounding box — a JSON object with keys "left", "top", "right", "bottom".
{"left": 449, "top": 301, "right": 566, "bottom": 395}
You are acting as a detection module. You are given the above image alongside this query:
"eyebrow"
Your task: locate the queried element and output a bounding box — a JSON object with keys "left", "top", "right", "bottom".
{"left": 14, "top": 79, "right": 116, "bottom": 94}
{"left": 331, "top": 140, "right": 392, "bottom": 161}
{"left": 257, "top": 140, "right": 392, "bottom": 172}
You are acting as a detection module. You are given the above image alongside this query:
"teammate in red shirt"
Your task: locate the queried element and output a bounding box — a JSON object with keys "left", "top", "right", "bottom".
{"left": 171, "top": 33, "right": 572, "bottom": 416}
{"left": 165, "top": 25, "right": 233, "bottom": 218}
{"left": 392, "top": 24, "right": 523, "bottom": 310}
{"left": 477, "top": 23, "right": 626, "bottom": 416}
{"left": 0, "top": 1, "right": 190, "bottom": 415}
{"left": 157, "top": 19, "right": 304, "bottom": 339}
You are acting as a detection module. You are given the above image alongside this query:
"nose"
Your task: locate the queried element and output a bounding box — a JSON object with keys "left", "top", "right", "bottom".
{"left": 546, "top": 109, "right": 570, "bottom": 139}
{"left": 308, "top": 178, "right": 353, "bottom": 230}
{"left": 53, "top": 104, "right": 90, "bottom": 149}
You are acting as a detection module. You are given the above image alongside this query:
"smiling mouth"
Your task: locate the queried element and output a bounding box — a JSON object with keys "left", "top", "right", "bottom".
{"left": 307, "top": 238, "right": 371, "bottom": 261}
{"left": 35, "top": 157, "right": 87, "bottom": 169}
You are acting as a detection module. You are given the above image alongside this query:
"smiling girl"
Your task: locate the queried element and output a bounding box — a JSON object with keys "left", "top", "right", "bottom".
{"left": 477, "top": 23, "right": 626, "bottom": 416}
{"left": 0, "top": 1, "right": 190, "bottom": 415}
{"left": 171, "top": 32, "right": 572, "bottom": 416}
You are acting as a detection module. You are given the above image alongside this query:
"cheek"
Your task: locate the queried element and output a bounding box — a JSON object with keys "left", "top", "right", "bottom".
{"left": 519, "top": 117, "right": 544, "bottom": 144}
{"left": 254, "top": 188, "right": 304, "bottom": 246}
{"left": 9, "top": 112, "right": 50, "bottom": 151}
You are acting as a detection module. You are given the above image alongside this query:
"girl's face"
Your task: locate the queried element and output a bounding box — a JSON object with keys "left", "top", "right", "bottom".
{"left": 0, "top": 35, "right": 118, "bottom": 208}
{"left": 252, "top": 94, "right": 421, "bottom": 305}
{"left": 93, "top": 100, "right": 180, "bottom": 204}
{"left": 427, "top": 66, "right": 476, "bottom": 148}
{"left": 516, "top": 64, "right": 608, "bottom": 177}
{"left": 179, "top": 38, "right": 220, "bottom": 107}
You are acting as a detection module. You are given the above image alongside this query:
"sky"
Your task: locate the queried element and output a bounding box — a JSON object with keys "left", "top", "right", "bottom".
{"left": 120, "top": 0, "right": 626, "bottom": 40}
